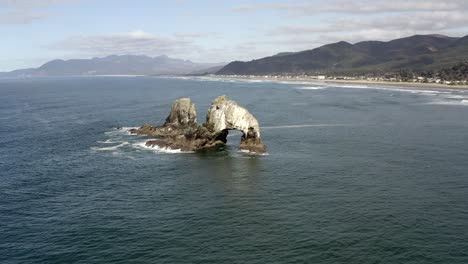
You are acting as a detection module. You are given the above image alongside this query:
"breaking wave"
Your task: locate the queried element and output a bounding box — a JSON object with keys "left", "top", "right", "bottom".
{"left": 262, "top": 124, "right": 352, "bottom": 129}
{"left": 239, "top": 149, "right": 270, "bottom": 156}
{"left": 91, "top": 142, "right": 129, "bottom": 151}
{"left": 426, "top": 99, "right": 468, "bottom": 106}
{"left": 132, "top": 141, "right": 193, "bottom": 154}
{"left": 297, "top": 86, "right": 326, "bottom": 90}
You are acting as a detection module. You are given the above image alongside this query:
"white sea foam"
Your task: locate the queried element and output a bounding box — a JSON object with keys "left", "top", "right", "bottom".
{"left": 132, "top": 141, "right": 193, "bottom": 154}
{"left": 239, "top": 149, "right": 270, "bottom": 156}
{"left": 104, "top": 127, "right": 139, "bottom": 136}
{"left": 334, "top": 84, "right": 370, "bottom": 89}
{"left": 119, "top": 127, "right": 139, "bottom": 134}
{"left": 279, "top": 81, "right": 315, "bottom": 85}
{"left": 261, "top": 124, "right": 351, "bottom": 129}
{"left": 427, "top": 99, "right": 468, "bottom": 106}
{"left": 298, "top": 86, "right": 326, "bottom": 90}
{"left": 245, "top": 79, "right": 265, "bottom": 83}
{"left": 444, "top": 95, "right": 468, "bottom": 100}
{"left": 97, "top": 139, "right": 120, "bottom": 144}
{"left": 120, "top": 126, "right": 139, "bottom": 131}
{"left": 91, "top": 142, "right": 129, "bottom": 151}
{"left": 327, "top": 83, "right": 453, "bottom": 95}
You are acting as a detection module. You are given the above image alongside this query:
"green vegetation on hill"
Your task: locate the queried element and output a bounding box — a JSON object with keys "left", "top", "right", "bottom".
{"left": 397, "top": 61, "right": 468, "bottom": 82}
{"left": 217, "top": 34, "right": 468, "bottom": 76}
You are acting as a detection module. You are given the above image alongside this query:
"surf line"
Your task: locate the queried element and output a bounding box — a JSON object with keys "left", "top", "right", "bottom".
{"left": 261, "top": 124, "right": 354, "bottom": 129}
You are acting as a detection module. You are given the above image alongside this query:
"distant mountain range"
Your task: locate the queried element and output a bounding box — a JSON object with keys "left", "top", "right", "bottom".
{"left": 3, "top": 34, "right": 467, "bottom": 78}
{"left": 0, "top": 55, "right": 225, "bottom": 77}
{"left": 217, "top": 34, "right": 468, "bottom": 75}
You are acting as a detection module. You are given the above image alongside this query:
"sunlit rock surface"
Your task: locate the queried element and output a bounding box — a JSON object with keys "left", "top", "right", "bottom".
{"left": 205, "top": 95, "right": 265, "bottom": 153}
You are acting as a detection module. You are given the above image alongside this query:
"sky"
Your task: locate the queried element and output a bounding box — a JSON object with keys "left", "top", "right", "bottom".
{"left": 1, "top": 0, "right": 468, "bottom": 71}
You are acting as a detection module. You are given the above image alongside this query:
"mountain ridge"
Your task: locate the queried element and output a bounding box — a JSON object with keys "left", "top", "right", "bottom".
{"left": 0, "top": 55, "right": 225, "bottom": 77}
{"left": 217, "top": 34, "right": 468, "bottom": 75}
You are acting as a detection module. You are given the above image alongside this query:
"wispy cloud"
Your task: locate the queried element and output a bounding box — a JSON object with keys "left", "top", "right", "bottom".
{"left": 173, "top": 32, "right": 221, "bottom": 39}
{"left": 49, "top": 30, "right": 275, "bottom": 63}
{"left": 270, "top": 11, "right": 468, "bottom": 34}
{"left": 51, "top": 30, "right": 198, "bottom": 57}
{"left": 233, "top": 0, "right": 468, "bottom": 15}
{"left": 252, "top": 0, "right": 468, "bottom": 52}
{"left": 0, "top": 0, "right": 76, "bottom": 25}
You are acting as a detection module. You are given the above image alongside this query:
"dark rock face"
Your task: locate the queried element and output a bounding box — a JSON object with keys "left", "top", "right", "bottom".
{"left": 163, "top": 98, "right": 197, "bottom": 128}
{"left": 239, "top": 130, "right": 266, "bottom": 153}
{"left": 129, "top": 98, "right": 197, "bottom": 137}
{"left": 130, "top": 95, "right": 266, "bottom": 153}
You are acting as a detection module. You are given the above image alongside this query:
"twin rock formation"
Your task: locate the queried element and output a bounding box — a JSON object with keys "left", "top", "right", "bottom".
{"left": 130, "top": 95, "right": 266, "bottom": 153}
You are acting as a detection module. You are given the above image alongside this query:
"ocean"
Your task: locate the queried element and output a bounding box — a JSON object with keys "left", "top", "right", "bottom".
{"left": 1, "top": 76, "right": 468, "bottom": 263}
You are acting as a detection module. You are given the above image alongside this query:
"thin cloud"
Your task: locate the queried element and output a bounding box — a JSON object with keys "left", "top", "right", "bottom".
{"left": 51, "top": 30, "right": 201, "bottom": 58}
{"left": 173, "top": 32, "right": 221, "bottom": 39}
{"left": 268, "top": 11, "right": 468, "bottom": 41}
{"left": 233, "top": 0, "right": 468, "bottom": 15}
{"left": 50, "top": 30, "right": 265, "bottom": 63}
{"left": 0, "top": 0, "right": 76, "bottom": 25}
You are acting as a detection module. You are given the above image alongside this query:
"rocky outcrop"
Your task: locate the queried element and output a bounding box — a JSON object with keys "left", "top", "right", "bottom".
{"left": 163, "top": 98, "right": 197, "bottom": 128}
{"left": 129, "top": 98, "right": 197, "bottom": 137}
{"left": 204, "top": 96, "right": 265, "bottom": 153}
{"left": 130, "top": 95, "right": 266, "bottom": 153}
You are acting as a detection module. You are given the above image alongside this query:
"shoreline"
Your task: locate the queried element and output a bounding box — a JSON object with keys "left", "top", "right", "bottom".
{"left": 210, "top": 75, "right": 468, "bottom": 90}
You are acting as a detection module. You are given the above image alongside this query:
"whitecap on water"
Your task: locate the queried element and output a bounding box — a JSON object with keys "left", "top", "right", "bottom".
{"left": 91, "top": 142, "right": 129, "bottom": 151}
{"left": 297, "top": 86, "right": 326, "bottom": 90}
{"left": 426, "top": 99, "right": 468, "bottom": 106}
{"left": 132, "top": 141, "right": 194, "bottom": 154}
{"left": 444, "top": 95, "right": 468, "bottom": 100}
{"left": 262, "top": 124, "right": 352, "bottom": 129}
{"left": 239, "top": 149, "right": 270, "bottom": 156}
{"left": 104, "top": 127, "right": 139, "bottom": 136}
{"left": 334, "top": 84, "right": 370, "bottom": 89}
{"left": 97, "top": 139, "right": 121, "bottom": 144}
{"left": 327, "top": 83, "right": 454, "bottom": 96}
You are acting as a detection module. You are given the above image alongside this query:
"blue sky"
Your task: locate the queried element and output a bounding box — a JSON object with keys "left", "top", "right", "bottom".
{"left": 1, "top": 0, "right": 468, "bottom": 71}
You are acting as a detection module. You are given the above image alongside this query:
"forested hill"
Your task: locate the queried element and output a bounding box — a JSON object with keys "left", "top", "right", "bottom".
{"left": 217, "top": 34, "right": 468, "bottom": 75}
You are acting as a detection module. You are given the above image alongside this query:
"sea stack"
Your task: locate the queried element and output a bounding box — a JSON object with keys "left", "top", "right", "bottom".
{"left": 129, "top": 98, "right": 197, "bottom": 137}
{"left": 205, "top": 95, "right": 266, "bottom": 153}
{"left": 130, "top": 95, "right": 266, "bottom": 153}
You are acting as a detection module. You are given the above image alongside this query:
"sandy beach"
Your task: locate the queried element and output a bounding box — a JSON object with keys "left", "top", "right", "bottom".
{"left": 213, "top": 75, "right": 468, "bottom": 90}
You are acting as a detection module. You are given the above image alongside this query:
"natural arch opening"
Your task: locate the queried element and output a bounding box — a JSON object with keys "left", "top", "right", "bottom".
{"left": 217, "top": 129, "right": 245, "bottom": 147}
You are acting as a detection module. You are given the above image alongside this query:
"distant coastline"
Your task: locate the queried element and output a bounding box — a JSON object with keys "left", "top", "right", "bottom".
{"left": 211, "top": 75, "right": 468, "bottom": 90}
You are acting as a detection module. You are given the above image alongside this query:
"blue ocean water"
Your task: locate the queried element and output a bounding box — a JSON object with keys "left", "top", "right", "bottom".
{"left": 1, "top": 77, "right": 468, "bottom": 263}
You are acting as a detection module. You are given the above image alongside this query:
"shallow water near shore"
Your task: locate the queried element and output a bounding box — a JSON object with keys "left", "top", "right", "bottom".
{"left": 1, "top": 76, "right": 468, "bottom": 263}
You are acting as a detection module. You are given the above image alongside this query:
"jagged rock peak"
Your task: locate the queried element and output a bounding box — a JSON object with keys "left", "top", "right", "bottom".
{"left": 163, "top": 98, "right": 197, "bottom": 128}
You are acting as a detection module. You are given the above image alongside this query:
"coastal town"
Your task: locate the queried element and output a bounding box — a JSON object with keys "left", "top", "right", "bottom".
{"left": 214, "top": 61, "right": 468, "bottom": 87}
{"left": 216, "top": 73, "right": 468, "bottom": 86}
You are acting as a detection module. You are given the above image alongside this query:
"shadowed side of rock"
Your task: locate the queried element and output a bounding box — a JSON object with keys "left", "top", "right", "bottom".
{"left": 145, "top": 125, "right": 227, "bottom": 152}
{"left": 239, "top": 129, "right": 266, "bottom": 153}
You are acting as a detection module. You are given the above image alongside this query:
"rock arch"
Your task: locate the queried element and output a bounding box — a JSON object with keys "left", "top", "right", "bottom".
{"left": 204, "top": 96, "right": 265, "bottom": 152}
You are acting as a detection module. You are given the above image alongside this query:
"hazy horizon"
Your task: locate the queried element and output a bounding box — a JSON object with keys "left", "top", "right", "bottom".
{"left": 1, "top": 0, "right": 468, "bottom": 71}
